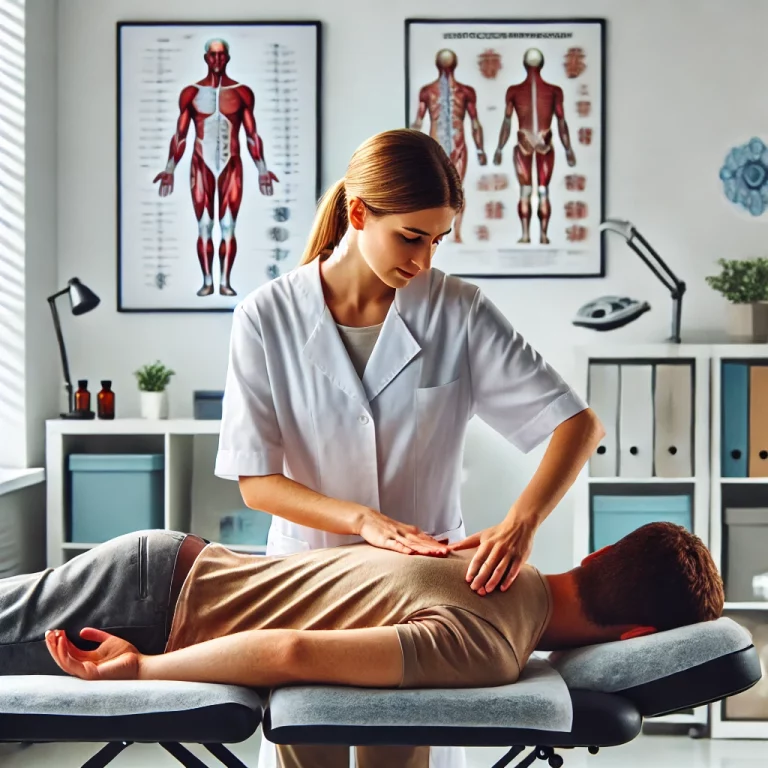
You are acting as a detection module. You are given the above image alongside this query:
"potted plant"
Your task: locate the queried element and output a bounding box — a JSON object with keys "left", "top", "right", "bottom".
{"left": 705, "top": 257, "right": 768, "bottom": 342}
{"left": 134, "top": 360, "right": 175, "bottom": 419}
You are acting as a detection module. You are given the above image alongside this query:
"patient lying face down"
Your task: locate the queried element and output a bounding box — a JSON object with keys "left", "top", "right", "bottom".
{"left": 22, "top": 523, "right": 723, "bottom": 688}
{"left": 32, "top": 521, "right": 723, "bottom": 693}
{"left": 165, "top": 521, "right": 724, "bottom": 688}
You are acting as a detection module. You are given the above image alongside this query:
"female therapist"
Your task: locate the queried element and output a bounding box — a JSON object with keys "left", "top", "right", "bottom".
{"left": 215, "top": 129, "right": 604, "bottom": 768}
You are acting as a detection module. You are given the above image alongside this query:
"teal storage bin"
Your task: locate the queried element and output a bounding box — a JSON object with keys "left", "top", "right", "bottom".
{"left": 591, "top": 494, "right": 692, "bottom": 551}
{"left": 69, "top": 454, "right": 165, "bottom": 543}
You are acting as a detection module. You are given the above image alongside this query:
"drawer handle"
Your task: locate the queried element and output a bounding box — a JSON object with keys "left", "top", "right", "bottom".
{"left": 731, "top": 449, "right": 742, "bottom": 460}
{"left": 596, "top": 446, "right": 607, "bottom": 455}
{"left": 668, "top": 446, "right": 677, "bottom": 455}
{"left": 629, "top": 446, "right": 639, "bottom": 456}
{"left": 761, "top": 450, "right": 768, "bottom": 460}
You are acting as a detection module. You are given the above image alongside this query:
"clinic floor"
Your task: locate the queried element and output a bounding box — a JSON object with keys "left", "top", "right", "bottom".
{"left": 0, "top": 732, "right": 765, "bottom": 767}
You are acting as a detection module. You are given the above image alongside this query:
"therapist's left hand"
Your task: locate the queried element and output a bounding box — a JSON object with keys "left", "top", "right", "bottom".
{"left": 448, "top": 515, "right": 536, "bottom": 596}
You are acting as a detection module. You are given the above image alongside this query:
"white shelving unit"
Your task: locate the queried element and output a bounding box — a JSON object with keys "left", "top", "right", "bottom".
{"left": 45, "top": 419, "right": 266, "bottom": 569}
{"left": 709, "top": 346, "right": 768, "bottom": 740}
{"left": 575, "top": 343, "right": 768, "bottom": 740}
{"left": 573, "top": 343, "right": 712, "bottom": 735}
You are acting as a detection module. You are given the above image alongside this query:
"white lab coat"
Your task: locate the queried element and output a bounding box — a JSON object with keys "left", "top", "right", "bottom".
{"left": 215, "top": 256, "right": 588, "bottom": 768}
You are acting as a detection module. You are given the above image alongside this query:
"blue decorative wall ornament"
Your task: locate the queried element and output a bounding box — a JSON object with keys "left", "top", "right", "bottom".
{"left": 720, "top": 137, "right": 768, "bottom": 216}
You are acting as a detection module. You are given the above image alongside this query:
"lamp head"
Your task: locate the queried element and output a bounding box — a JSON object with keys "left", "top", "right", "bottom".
{"left": 573, "top": 295, "right": 651, "bottom": 331}
{"left": 68, "top": 278, "right": 100, "bottom": 315}
{"left": 599, "top": 219, "right": 635, "bottom": 241}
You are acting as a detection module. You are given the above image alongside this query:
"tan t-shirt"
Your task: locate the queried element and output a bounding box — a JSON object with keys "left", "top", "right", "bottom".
{"left": 165, "top": 543, "right": 552, "bottom": 688}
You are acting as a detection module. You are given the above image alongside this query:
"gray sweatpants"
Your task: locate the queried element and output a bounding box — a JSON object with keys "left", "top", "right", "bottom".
{"left": 0, "top": 529, "right": 189, "bottom": 675}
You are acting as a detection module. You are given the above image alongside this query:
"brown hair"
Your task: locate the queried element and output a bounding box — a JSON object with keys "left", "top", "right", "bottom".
{"left": 299, "top": 129, "right": 464, "bottom": 265}
{"left": 574, "top": 522, "right": 724, "bottom": 631}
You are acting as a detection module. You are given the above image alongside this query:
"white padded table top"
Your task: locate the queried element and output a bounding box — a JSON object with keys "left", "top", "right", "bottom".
{"left": 268, "top": 658, "right": 574, "bottom": 733}
{"left": 0, "top": 676, "right": 263, "bottom": 717}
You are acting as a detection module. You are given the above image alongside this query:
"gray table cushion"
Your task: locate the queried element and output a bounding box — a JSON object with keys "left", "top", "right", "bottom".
{"left": 268, "top": 658, "right": 573, "bottom": 733}
{"left": 0, "top": 676, "right": 263, "bottom": 717}
{"left": 550, "top": 618, "right": 752, "bottom": 693}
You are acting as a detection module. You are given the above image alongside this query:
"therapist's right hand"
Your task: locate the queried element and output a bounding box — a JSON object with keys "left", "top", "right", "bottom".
{"left": 357, "top": 508, "right": 450, "bottom": 557}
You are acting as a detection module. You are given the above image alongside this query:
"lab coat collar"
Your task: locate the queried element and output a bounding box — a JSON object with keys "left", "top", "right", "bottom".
{"left": 299, "top": 255, "right": 424, "bottom": 406}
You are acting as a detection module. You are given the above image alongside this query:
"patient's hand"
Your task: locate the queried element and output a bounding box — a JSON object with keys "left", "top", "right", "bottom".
{"left": 45, "top": 627, "right": 143, "bottom": 681}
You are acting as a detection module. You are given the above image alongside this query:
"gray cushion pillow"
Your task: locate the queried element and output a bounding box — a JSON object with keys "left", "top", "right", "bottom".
{"left": 550, "top": 617, "right": 752, "bottom": 693}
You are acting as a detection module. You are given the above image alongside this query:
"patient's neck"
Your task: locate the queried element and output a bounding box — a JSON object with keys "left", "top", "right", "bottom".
{"left": 536, "top": 572, "right": 630, "bottom": 651}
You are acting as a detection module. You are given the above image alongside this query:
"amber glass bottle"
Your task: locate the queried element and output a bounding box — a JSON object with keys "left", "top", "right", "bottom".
{"left": 97, "top": 380, "right": 115, "bottom": 420}
{"left": 74, "top": 380, "right": 91, "bottom": 413}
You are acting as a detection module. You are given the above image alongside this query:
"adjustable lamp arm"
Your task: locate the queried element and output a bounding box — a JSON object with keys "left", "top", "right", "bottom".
{"left": 600, "top": 220, "right": 686, "bottom": 343}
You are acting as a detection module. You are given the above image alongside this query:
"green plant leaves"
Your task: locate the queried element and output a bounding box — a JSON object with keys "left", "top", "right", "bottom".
{"left": 705, "top": 257, "right": 768, "bottom": 303}
{"left": 134, "top": 360, "right": 176, "bottom": 392}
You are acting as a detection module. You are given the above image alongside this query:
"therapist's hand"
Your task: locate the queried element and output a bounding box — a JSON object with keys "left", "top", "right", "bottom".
{"left": 448, "top": 516, "right": 536, "bottom": 595}
{"left": 357, "top": 508, "right": 450, "bottom": 557}
{"left": 45, "top": 628, "right": 143, "bottom": 681}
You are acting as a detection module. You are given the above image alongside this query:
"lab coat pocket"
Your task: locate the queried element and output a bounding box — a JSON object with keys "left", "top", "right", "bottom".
{"left": 415, "top": 378, "right": 463, "bottom": 449}
{"left": 266, "top": 528, "right": 312, "bottom": 556}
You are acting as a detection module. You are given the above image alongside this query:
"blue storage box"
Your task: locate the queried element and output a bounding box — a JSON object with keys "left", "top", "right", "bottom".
{"left": 194, "top": 390, "right": 224, "bottom": 420}
{"left": 591, "top": 494, "right": 692, "bottom": 551}
{"left": 219, "top": 508, "right": 272, "bottom": 546}
{"left": 68, "top": 454, "right": 164, "bottom": 543}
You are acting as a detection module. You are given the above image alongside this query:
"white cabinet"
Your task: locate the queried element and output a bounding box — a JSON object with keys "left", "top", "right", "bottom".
{"left": 45, "top": 419, "right": 265, "bottom": 568}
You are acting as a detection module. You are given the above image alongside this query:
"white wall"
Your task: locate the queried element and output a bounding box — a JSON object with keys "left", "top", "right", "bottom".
{"left": 55, "top": 0, "right": 768, "bottom": 572}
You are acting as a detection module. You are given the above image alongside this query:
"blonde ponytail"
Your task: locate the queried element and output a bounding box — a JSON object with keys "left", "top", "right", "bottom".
{"left": 297, "top": 130, "right": 464, "bottom": 267}
{"left": 299, "top": 178, "right": 348, "bottom": 265}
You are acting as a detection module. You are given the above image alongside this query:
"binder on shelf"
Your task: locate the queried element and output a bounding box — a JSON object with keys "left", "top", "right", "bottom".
{"left": 587, "top": 363, "right": 619, "bottom": 477}
{"left": 618, "top": 364, "right": 654, "bottom": 477}
{"left": 721, "top": 362, "right": 748, "bottom": 478}
{"left": 653, "top": 364, "right": 693, "bottom": 477}
{"left": 749, "top": 365, "right": 768, "bottom": 478}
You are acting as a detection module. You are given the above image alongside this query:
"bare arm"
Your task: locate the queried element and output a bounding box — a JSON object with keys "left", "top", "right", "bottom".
{"left": 507, "top": 407, "right": 603, "bottom": 528}
{"left": 452, "top": 408, "right": 605, "bottom": 593}
{"left": 140, "top": 626, "right": 402, "bottom": 688}
{"left": 239, "top": 474, "right": 449, "bottom": 556}
{"left": 239, "top": 473, "right": 366, "bottom": 535}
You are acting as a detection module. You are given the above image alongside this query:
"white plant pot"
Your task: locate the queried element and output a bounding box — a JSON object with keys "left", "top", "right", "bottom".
{"left": 727, "top": 302, "right": 768, "bottom": 343}
{"left": 140, "top": 390, "right": 168, "bottom": 419}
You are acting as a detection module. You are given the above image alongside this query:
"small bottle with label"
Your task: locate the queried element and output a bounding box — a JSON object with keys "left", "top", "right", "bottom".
{"left": 74, "top": 380, "right": 91, "bottom": 414}
{"left": 97, "top": 380, "right": 115, "bottom": 420}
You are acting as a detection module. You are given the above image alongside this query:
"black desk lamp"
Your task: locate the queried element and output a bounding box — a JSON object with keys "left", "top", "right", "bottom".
{"left": 572, "top": 220, "right": 687, "bottom": 344}
{"left": 48, "top": 278, "right": 101, "bottom": 418}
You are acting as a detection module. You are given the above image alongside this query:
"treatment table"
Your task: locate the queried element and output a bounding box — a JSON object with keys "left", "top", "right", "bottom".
{"left": 0, "top": 617, "right": 761, "bottom": 768}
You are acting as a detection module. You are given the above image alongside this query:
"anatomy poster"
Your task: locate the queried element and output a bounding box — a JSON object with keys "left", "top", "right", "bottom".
{"left": 117, "top": 22, "right": 321, "bottom": 311}
{"left": 406, "top": 18, "right": 605, "bottom": 278}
